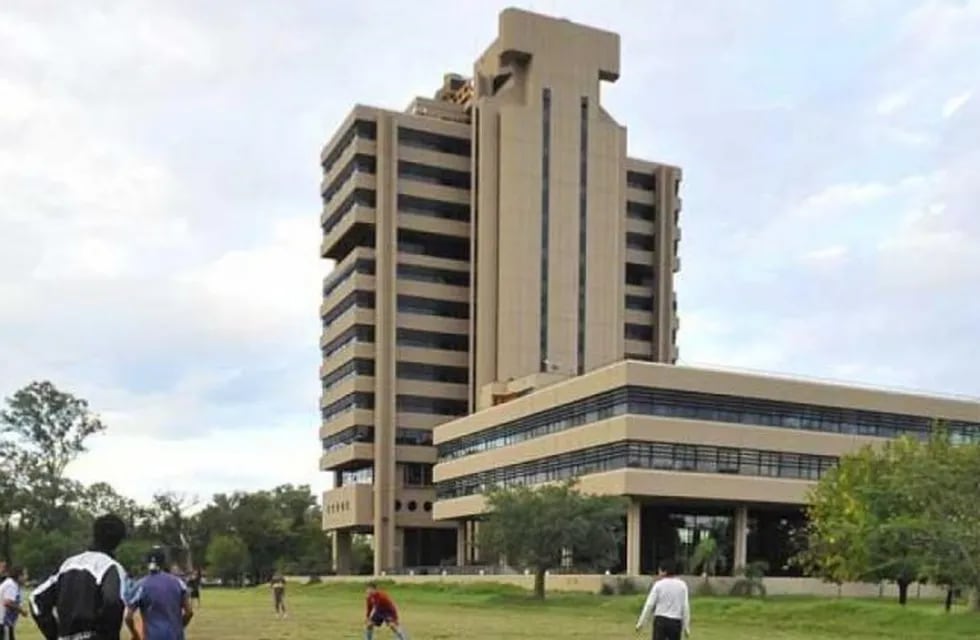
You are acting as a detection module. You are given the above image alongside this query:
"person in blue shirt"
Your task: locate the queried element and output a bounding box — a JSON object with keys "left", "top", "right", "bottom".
{"left": 124, "top": 548, "right": 193, "bottom": 640}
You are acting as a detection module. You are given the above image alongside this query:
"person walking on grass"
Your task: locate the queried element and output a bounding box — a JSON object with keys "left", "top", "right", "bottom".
{"left": 186, "top": 570, "right": 202, "bottom": 610}
{"left": 124, "top": 547, "right": 194, "bottom": 640}
{"left": 270, "top": 574, "right": 287, "bottom": 619}
{"left": 32, "top": 514, "right": 129, "bottom": 640}
{"left": 1, "top": 566, "right": 29, "bottom": 640}
{"left": 635, "top": 559, "right": 691, "bottom": 640}
{"left": 365, "top": 582, "right": 408, "bottom": 640}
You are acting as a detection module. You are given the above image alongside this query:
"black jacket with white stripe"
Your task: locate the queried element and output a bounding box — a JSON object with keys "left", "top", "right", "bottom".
{"left": 30, "top": 550, "right": 127, "bottom": 640}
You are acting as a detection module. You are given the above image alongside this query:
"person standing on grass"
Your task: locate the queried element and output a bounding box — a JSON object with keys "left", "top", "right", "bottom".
{"left": 31, "top": 514, "right": 129, "bottom": 640}
{"left": 364, "top": 582, "right": 408, "bottom": 640}
{"left": 270, "top": 574, "right": 287, "bottom": 619}
{"left": 186, "top": 570, "right": 202, "bottom": 610}
{"left": 635, "top": 559, "right": 691, "bottom": 640}
{"left": 124, "top": 547, "right": 194, "bottom": 640}
{"left": 1, "top": 566, "right": 29, "bottom": 640}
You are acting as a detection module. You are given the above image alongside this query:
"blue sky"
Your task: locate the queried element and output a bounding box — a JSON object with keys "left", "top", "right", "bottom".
{"left": 1, "top": 0, "right": 978, "bottom": 501}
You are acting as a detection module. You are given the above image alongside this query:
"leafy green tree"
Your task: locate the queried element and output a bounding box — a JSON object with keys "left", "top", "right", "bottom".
{"left": 206, "top": 534, "right": 250, "bottom": 584}
{"left": 0, "top": 381, "right": 105, "bottom": 530}
{"left": 690, "top": 537, "right": 722, "bottom": 577}
{"left": 802, "top": 440, "right": 928, "bottom": 604}
{"left": 478, "top": 482, "right": 627, "bottom": 599}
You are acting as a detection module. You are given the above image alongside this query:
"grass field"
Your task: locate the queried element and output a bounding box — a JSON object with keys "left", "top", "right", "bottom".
{"left": 14, "top": 582, "right": 980, "bottom": 639}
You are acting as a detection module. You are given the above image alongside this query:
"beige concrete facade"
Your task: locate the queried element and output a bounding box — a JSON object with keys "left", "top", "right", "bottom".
{"left": 318, "top": 8, "right": 682, "bottom": 574}
{"left": 431, "top": 360, "right": 980, "bottom": 574}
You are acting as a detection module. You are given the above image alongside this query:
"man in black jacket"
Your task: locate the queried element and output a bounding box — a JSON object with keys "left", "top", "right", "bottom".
{"left": 31, "top": 515, "right": 128, "bottom": 640}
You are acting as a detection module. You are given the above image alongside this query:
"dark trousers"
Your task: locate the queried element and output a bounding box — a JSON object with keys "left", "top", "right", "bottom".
{"left": 652, "top": 615, "right": 682, "bottom": 640}
{"left": 1, "top": 624, "right": 15, "bottom": 640}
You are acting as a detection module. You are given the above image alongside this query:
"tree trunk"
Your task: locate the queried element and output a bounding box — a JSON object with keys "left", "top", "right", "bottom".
{"left": 898, "top": 579, "right": 910, "bottom": 606}
{"left": 945, "top": 588, "right": 954, "bottom": 613}
{"left": 533, "top": 569, "right": 546, "bottom": 600}
{"left": 970, "top": 586, "right": 980, "bottom": 612}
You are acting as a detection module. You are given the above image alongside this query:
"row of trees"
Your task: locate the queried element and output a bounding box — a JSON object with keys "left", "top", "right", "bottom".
{"left": 802, "top": 430, "right": 980, "bottom": 609}
{"left": 1, "top": 381, "right": 334, "bottom": 582}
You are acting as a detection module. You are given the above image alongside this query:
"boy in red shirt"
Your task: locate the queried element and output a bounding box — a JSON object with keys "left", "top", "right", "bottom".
{"left": 364, "top": 582, "right": 408, "bottom": 639}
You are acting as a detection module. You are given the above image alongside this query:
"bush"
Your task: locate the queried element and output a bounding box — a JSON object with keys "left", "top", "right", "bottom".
{"left": 730, "top": 561, "right": 768, "bottom": 598}
{"left": 694, "top": 579, "right": 717, "bottom": 597}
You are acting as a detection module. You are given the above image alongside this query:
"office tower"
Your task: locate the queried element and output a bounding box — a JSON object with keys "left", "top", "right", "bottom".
{"left": 318, "top": 8, "right": 681, "bottom": 573}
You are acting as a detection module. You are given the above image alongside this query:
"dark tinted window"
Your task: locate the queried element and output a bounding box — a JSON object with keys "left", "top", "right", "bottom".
{"left": 323, "top": 154, "right": 376, "bottom": 203}
{"left": 398, "top": 127, "right": 471, "bottom": 156}
{"left": 626, "top": 263, "right": 655, "bottom": 287}
{"left": 625, "top": 323, "right": 654, "bottom": 342}
{"left": 397, "top": 395, "right": 468, "bottom": 416}
{"left": 397, "top": 362, "right": 468, "bottom": 384}
{"left": 627, "top": 171, "right": 656, "bottom": 191}
{"left": 398, "top": 194, "right": 470, "bottom": 221}
{"left": 323, "top": 189, "right": 376, "bottom": 235}
{"left": 398, "top": 229, "right": 469, "bottom": 261}
{"left": 322, "top": 119, "right": 377, "bottom": 174}
{"left": 397, "top": 263, "right": 469, "bottom": 287}
{"left": 322, "top": 359, "right": 375, "bottom": 390}
{"left": 625, "top": 295, "right": 653, "bottom": 310}
{"left": 626, "top": 232, "right": 656, "bottom": 252}
{"left": 398, "top": 161, "right": 470, "bottom": 189}
{"left": 397, "top": 295, "right": 469, "bottom": 319}
{"left": 321, "top": 392, "right": 375, "bottom": 422}
{"left": 396, "top": 328, "right": 467, "bottom": 351}
{"left": 627, "top": 201, "right": 655, "bottom": 221}
{"left": 322, "top": 291, "right": 375, "bottom": 327}
{"left": 395, "top": 428, "right": 433, "bottom": 447}
{"left": 323, "top": 259, "right": 376, "bottom": 299}
{"left": 322, "top": 325, "right": 375, "bottom": 359}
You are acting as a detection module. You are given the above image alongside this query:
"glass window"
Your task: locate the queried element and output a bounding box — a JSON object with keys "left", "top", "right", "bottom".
{"left": 322, "top": 189, "right": 376, "bottom": 235}
{"left": 397, "top": 362, "right": 468, "bottom": 384}
{"left": 625, "top": 295, "right": 653, "bottom": 310}
{"left": 626, "top": 232, "right": 656, "bottom": 252}
{"left": 397, "top": 263, "right": 469, "bottom": 287}
{"left": 397, "top": 295, "right": 469, "bottom": 319}
{"left": 625, "top": 263, "right": 655, "bottom": 287}
{"left": 398, "top": 229, "right": 469, "bottom": 261}
{"left": 322, "top": 119, "right": 377, "bottom": 174}
{"left": 396, "top": 328, "right": 468, "bottom": 352}
{"left": 398, "top": 127, "right": 471, "bottom": 156}
{"left": 398, "top": 161, "right": 470, "bottom": 189}
{"left": 397, "top": 395, "right": 467, "bottom": 416}
{"left": 397, "top": 194, "right": 470, "bottom": 221}
{"left": 627, "top": 171, "right": 656, "bottom": 191}
{"left": 625, "top": 323, "right": 654, "bottom": 342}
{"left": 626, "top": 201, "right": 655, "bottom": 221}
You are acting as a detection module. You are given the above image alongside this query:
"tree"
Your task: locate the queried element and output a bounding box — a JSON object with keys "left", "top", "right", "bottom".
{"left": 689, "top": 537, "right": 722, "bottom": 577}
{"left": 0, "top": 381, "right": 105, "bottom": 530}
{"left": 478, "top": 482, "right": 627, "bottom": 599}
{"left": 803, "top": 431, "right": 980, "bottom": 608}
{"left": 206, "top": 534, "right": 250, "bottom": 584}
{"left": 802, "top": 440, "right": 928, "bottom": 605}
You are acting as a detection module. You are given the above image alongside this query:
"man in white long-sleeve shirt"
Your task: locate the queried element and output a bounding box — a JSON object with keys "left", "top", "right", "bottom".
{"left": 635, "top": 559, "right": 691, "bottom": 639}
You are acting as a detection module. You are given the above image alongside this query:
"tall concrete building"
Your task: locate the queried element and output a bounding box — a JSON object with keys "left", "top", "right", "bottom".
{"left": 318, "top": 8, "right": 681, "bottom": 573}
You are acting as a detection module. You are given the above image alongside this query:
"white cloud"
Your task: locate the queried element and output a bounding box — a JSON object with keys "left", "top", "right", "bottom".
{"left": 942, "top": 91, "right": 973, "bottom": 118}
{"left": 876, "top": 91, "right": 910, "bottom": 116}
{"left": 800, "top": 245, "right": 848, "bottom": 268}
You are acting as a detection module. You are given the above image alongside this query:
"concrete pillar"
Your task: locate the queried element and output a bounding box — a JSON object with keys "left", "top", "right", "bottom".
{"left": 471, "top": 520, "right": 481, "bottom": 563}
{"left": 627, "top": 499, "right": 642, "bottom": 575}
{"left": 733, "top": 505, "right": 748, "bottom": 573}
{"left": 372, "top": 113, "right": 398, "bottom": 575}
{"left": 333, "top": 531, "right": 352, "bottom": 575}
{"left": 455, "top": 522, "right": 466, "bottom": 566}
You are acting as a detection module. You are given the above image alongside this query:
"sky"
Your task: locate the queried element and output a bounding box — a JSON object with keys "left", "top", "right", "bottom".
{"left": 1, "top": 0, "right": 978, "bottom": 503}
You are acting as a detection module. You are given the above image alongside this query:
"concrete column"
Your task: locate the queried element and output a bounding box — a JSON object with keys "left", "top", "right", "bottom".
{"left": 372, "top": 113, "right": 398, "bottom": 575}
{"left": 333, "top": 531, "right": 352, "bottom": 575}
{"left": 733, "top": 505, "right": 748, "bottom": 573}
{"left": 456, "top": 521, "right": 468, "bottom": 566}
{"left": 471, "top": 521, "right": 481, "bottom": 563}
{"left": 627, "top": 499, "right": 642, "bottom": 575}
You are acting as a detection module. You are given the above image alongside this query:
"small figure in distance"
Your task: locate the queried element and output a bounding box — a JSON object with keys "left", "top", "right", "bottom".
{"left": 364, "top": 582, "right": 409, "bottom": 640}
{"left": 635, "top": 558, "right": 691, "bottom": 639}
{"left": 31, "top": 514, "right": 128, "bottom": 640}
{"left": 270, "top": 574, "right": 287, "bottom": 619}
{"left": 124, "top": 547, "right": 194, "bottom": 640}
{"left": 1, "top": 565, "right": 30, "bottom": 640}
{"left": 186, "top": 569, "right": 202, "bottom": 610}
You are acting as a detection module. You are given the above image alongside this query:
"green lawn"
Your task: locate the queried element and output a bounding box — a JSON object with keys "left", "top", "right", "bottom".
{"left": 15, "top": 582, "right": 980, "bottom": 639}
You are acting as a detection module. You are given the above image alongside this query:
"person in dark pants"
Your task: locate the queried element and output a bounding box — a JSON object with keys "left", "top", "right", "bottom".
{"left": 1, "top": 566, "right": 29, "bottom": 640}
{"left": 635, "top": 559, "right": 691, "bottom": 639}
{"left": 125, "top": 547, "right": 194, "bottom": 640}
{"left": 31, "top": 514, "right": 128, "bottom": 640}
{"left": 270, "top": 575, "right": 287, "bottom": 619}
{"left": 186, "top": 570, "right": 202, "bottom": 610}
